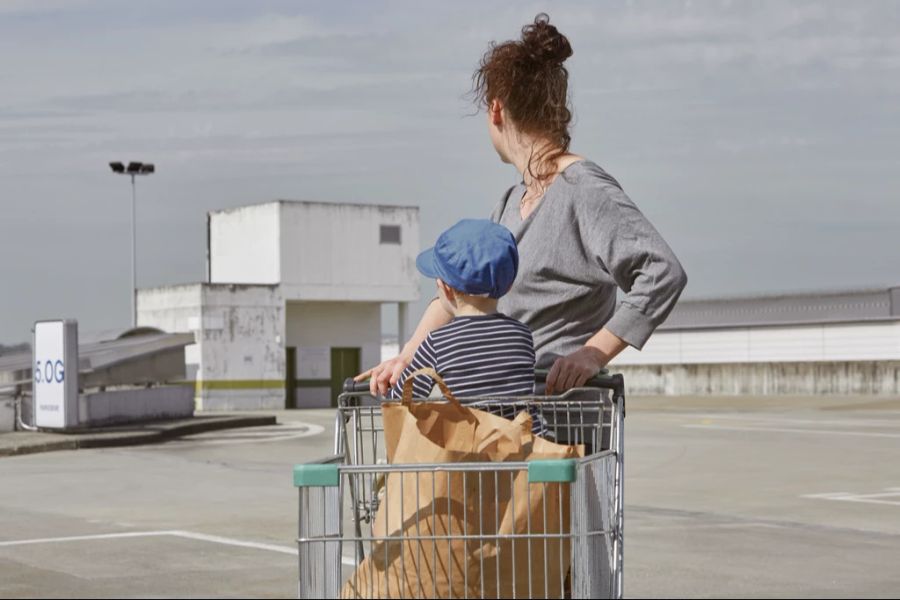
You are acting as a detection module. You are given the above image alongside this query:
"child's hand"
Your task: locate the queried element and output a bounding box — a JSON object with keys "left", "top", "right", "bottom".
{"left": 355, "top": 353, "right": 413, "bottom": 396}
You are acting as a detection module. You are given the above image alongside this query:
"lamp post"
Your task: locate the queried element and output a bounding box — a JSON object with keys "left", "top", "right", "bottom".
{"left": 109, "top": 161, "right": 155, "bottom": 328}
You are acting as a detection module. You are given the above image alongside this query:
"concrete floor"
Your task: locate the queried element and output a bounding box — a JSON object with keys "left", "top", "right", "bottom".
{"left": 0, "top": 395, "right": 898, "bottom": 598}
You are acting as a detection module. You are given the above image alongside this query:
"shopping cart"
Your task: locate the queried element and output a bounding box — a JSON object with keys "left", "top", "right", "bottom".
{"left": 293, "top": 371, "right": 625, "bottom": 599}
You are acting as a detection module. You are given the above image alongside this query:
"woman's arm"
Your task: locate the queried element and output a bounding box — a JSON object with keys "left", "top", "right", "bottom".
{"left": 355, "top": 298, "right": 453, "bottom": 396}
{"left": 547, "top": 183, "right": 687, "bottom": 394}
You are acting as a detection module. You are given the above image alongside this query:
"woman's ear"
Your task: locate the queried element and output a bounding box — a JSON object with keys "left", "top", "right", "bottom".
{"left": 489, "top": 99, "right": 503, "bottom": 126}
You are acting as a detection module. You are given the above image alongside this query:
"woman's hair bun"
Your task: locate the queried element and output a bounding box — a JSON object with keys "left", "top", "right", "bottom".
{"left": 520, "top": 13, "right": 572, "bottom": 66}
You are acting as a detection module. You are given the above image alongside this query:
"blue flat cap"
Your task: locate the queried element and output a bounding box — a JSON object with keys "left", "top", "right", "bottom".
{"left": 416, "top": 219, "right": 519, "bottom": 299}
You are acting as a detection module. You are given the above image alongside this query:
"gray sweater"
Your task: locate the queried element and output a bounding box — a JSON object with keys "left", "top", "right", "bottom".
{"left": 490, "top": 160, "right": 687, "bottom": 369}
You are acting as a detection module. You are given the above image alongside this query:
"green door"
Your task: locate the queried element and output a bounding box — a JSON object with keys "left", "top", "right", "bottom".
{"left": 330, "top": 347, "right": 361, "bottom": 408}
{"left": 285, "top": 346, "right": 297, "bottom": 409}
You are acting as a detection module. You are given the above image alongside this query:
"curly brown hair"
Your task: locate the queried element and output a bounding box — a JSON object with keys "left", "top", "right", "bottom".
{"left": 472, "top": 13, "right": 573, "bottom": 183}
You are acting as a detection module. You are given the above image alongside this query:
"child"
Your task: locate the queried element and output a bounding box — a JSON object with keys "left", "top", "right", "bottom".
{"left": 389, "top": 219, "right": 545, "bottom": 433}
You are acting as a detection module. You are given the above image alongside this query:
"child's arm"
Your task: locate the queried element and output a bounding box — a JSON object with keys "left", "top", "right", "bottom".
{"left": 357, "top": 298, "right": 453, "bottom": 396}
{"left": 387, "top": 334, "right": 439, "bottom": 400}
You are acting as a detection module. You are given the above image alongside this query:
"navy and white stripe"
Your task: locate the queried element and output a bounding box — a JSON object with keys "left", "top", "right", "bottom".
{"left": 389, "top": 314, "right": 547, "bottom": 435}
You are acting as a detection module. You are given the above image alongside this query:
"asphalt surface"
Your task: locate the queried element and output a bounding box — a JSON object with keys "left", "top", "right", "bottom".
{"left": 0, "top": 415, "right": 277, "bottom": 457}
{"left": 0, "top": 395, "right": 898, "bottom": 598}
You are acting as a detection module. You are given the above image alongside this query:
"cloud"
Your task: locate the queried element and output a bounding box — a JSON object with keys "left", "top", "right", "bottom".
{"left": 0, "top": 0, "right": 899, "bottom": 342}
{"left": 0, "top": 0, "right": 94, "bottom": 15}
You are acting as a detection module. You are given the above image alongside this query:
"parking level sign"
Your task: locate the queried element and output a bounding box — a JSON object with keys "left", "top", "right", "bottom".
{"left": 33, "top": 320, "right": 79, "bottom": 429}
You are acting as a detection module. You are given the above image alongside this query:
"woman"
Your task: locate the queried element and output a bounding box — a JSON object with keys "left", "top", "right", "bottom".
{"left": 363, "top": 13, "right": 687, "bottom": 396}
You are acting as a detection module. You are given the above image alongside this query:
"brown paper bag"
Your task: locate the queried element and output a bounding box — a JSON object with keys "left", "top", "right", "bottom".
{"left": 341, "top": 369, "right": 583, "bottom": 599}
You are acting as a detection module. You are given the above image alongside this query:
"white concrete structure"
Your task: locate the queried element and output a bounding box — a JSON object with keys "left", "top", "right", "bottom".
{"left": 610, "top": 286, "right": 900, "bottom": 395}
{"left": 616, "top": 321, "right": 900, "bottom": 366}
{"left": 208, "top": 201, "right": 418, "bottom": 301}
{"left": 138, "top": 283, "right": 284, "bottom": 410}
{"left": 139, "top": 200, "right": 419, "bottom": 411}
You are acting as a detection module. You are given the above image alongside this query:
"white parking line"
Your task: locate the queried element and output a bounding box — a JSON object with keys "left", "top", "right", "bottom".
{"left": 172, "top": 426, "right": 325, "bottom": 447}
{"left": 0, "top": 531, "right": 170, "bottom": 547}
{"left": 170, "top": 530, "right": 298, "bottom": 556}
{"left": 691, "top": 414, "right": 900, "bottom": 429}
{"left": 139, "top": 422, "right": 326, "bottom": 449}
{"left": 683, "top": 424, "right": 900, "bottom": 439}
{"left": 804, "top": 489, "right": 900, "bottom": 507}
{"left": 198, "top": 430, "right": 304, "bottom": 438}
{"left": 0, "top": 529, "right": 356, "bottom": 566}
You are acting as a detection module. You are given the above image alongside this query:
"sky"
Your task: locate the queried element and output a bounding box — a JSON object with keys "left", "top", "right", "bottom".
{"left": 1, "top": 0, "right": 899, "bottom": 344}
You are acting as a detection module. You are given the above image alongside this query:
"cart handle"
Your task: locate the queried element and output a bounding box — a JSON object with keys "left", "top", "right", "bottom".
{"left": 344, "top": 368, "right": 624, "bottom": 397}
{"left": 535, "top": 369, "right": 625, "bottom": 396}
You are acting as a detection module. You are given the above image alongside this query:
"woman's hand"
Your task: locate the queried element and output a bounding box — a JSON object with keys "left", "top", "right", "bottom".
{"left": 546, "top": 328, "right": 627, "bottom": 394}
{"left": 545, "top": 346, "right": 606, "bottom": 395}
{"left": 355, "top": 352, "right": 413, "bottom": 396}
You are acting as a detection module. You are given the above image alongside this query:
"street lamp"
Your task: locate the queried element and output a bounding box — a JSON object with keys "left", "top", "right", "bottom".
{"left": 109, "top": 161, "right": 155, "bottom": 328}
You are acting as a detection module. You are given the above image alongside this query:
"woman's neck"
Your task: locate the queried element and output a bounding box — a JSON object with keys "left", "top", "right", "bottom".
{"left": 505, "top": 135, "right": 578, "bottom": 189}
{"left": 507, "top": 136, "right": 556, "bottom": 188}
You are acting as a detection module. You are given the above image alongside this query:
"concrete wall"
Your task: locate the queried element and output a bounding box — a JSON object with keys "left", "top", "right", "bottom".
{"left": 279, "top": 202, "right": 419, "bottom": 302}
{"left": 615, "top": 361, "right": 900, "bottom": 395}
{"left": 614, "top": 320, "right": 900, "bottom": 365}
{"left": 140, "top": 291, "right": 383, "bottom": 409}
{"left": 0, "top": 384, "right": 195, "bottom": 432}
{"left": 137, "top": 284, "right": 203, "bottom": 332}
{"left": 139, "top": 284, "right": 285, "bottom": 412}
{"left": 0, "top": 395, "right": 13, "bottom": 432}
{"left": 611, "top": 319, "right": 900, "bottom": 395}
{"left": 209, "top": 202, "right": 280, "bottom": 284}
{"left": 196, "top": 284, "right": 284, "bottom": 411}
{"left": 137, "top": 284, "right": 203, "bottom": 393}
{"left": 285, "top": 301, "right": 381, "bottom": 408}
{"left": 81, "top": 346, "right": 188, "bottom": 389}
{"left": 78, "top": 386, "right": 194, "bottom": 427}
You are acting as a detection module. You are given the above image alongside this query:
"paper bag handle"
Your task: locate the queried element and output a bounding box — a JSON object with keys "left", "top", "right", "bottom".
{"left": 400, "top": 367, "right": 461, "bottom": 408}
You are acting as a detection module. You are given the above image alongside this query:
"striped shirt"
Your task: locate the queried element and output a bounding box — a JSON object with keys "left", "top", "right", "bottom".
{"left": 389, "top": 314, "right": 546, "bottom": 434}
